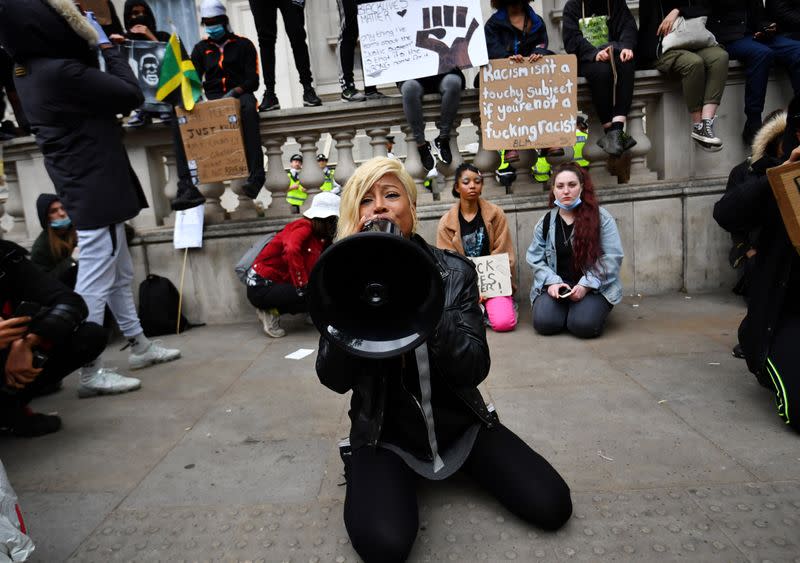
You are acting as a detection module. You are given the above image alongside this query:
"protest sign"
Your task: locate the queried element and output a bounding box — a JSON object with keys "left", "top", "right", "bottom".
{"left": 176, "top": 98, "right": 248, "bottom": 185}
{"left": 118, "top": 40, "right": 171, "bottom": 113}
{"left": 469, "top": 253, "right": 512, "bottom": 298}
{"left": 81, "top": 0, "right": 112, "bottom": 25}
{"left": 357, "top": 0, "right": 488, "bottom": 86}
{"left": 174, "top": 204, "right": 204, "bottom": 249}
{"left": 480, "top": 55, "right": 578, "bottom": 150}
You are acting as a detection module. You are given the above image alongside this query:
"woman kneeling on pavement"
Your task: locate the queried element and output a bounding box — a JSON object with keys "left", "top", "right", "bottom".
{"left": 245, "top": 192, "right": 340, "bottom": 338}
{"left": 436, "top": 163, "right": 518, "bottom": 332}
{"left": 316, "top": 157, "right": 572, "bottom": 563}
{"left": 527, "top": 163, "right": 624, "bottom": 338}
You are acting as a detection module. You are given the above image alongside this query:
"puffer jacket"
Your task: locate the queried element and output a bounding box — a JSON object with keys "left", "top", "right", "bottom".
{"left": 315, "top": 235, "right": 495, "bottom": 453}
{"left": 484, "top": 5, "right": 550, "bottom": 58}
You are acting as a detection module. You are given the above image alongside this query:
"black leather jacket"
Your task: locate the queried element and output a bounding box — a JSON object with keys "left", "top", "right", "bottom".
{"left": 315, "top": 235, "right": 495, "bottom": 452}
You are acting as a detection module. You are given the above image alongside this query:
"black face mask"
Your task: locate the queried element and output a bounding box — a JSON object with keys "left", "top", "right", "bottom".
{"left": 128, "top": 14, "right": 151, "bottom": 30}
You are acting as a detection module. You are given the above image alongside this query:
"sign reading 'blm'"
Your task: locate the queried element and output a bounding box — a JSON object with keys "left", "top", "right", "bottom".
{"left": 480, "top": 55, "right": 578, "bottom": 151}
{"left": 357, "top": 0, "right": 488, "bottom": 86}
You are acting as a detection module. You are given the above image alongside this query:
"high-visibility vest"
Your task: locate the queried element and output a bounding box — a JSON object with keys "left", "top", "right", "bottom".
{"left": 320, "top": 167, "right": 336, "bottom": 192}
{"left": 286, "top": 172, "right": 307, "bottom": 206}
{"left": 532, "top": 155, "right": 551, "bottom": 182}
{"left": 497, "top": 149, "right": 512, "bottom": 171}
{"left": 573, "top": 130, "right": 589, "bottom": 167}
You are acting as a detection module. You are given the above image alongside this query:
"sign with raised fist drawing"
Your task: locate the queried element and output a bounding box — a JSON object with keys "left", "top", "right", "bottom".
{"left": 357, "top": 0, "right": 488, "bottom": 86}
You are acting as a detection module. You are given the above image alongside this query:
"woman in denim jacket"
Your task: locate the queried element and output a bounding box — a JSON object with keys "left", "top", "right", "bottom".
{"left": 526, "top": 163, "right": 624, "bottom": 337}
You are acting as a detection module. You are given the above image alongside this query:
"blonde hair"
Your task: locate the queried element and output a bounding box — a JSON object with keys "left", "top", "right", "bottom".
{"left": 336, "top": 157, "right": 418, "bottom": 240}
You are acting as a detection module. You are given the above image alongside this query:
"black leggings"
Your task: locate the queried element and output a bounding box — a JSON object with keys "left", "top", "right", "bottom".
{"left": 343, "top": 423, "right": 572, "bottom": 563}
{"left": 764, "top": 313, "right": 800, "bottom": 432}
{"left": 578, "top": 54, "right": 635, "bottom": 124}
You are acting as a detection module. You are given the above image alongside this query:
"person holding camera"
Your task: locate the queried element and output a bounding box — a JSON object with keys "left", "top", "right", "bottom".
{"left": 316, "top": 157, "right": 572, "bottom": 563}
{"left": 527, "top": 163, "right": 624, "bottom": 338}
{"left": 436, "top": 163, "right": 518, "bottom": 332}
{"left": 246, "top": 192, "right": 340, "bottom": 338}
{"left": 191, "top": 0, "right": 265, "bottom": 199}
{"left": 0, "top": 241, "right": 106, "bottom": 437}
{"left": 701, "top": 0, "right": 800, "bottom": 144}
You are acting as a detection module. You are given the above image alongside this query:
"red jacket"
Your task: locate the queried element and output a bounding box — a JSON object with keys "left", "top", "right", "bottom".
{"left": 251, "top": 218, "right": 329, "bottom": 287}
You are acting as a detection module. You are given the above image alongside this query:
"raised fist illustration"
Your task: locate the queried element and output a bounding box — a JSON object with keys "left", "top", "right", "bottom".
{"left": 416, "top": 5, "right": 479, "bottom": 74}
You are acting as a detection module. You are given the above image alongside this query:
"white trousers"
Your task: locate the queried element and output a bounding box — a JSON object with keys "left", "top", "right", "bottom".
{"left": 75, "top": 223, "right": 143, "bottom": 338}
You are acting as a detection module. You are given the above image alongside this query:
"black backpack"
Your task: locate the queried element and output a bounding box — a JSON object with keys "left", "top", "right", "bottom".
{"left": 138, "top": 274, "right": 194, "bottom": 337}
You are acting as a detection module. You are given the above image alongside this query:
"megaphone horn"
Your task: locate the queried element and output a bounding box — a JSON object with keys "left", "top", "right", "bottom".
{"left": 307, "top": 220, "right": 445, "bottom": 359}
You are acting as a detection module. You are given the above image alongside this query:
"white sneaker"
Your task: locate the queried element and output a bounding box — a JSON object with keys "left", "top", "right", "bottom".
{"left": 78, "top": 366, "right": 141, "bottom": 398}
{"left": 128, "top": 341, "right": 181, "bottom": 370}
{"left": 259, "top": 308, "right": 286, "bottom": 338}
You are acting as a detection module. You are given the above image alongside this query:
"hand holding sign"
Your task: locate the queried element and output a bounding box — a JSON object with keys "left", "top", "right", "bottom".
{"left": 416, "top": 5, "right": 479, "bottom": 74}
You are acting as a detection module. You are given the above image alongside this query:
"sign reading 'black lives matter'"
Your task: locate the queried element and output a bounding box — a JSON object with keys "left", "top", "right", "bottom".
{"left": 479, "top": 55, "right": 578, "bottom": 150}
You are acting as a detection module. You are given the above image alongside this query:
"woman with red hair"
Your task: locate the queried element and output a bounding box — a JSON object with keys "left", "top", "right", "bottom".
{"left": 526, "top": 163, "right": 624, "bottom": 337}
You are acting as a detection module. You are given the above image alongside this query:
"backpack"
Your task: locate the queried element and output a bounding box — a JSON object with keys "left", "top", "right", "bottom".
{"left": 234, "top": 232, "right": 275, "bottom": 284}
{"left": 541, "top": 210, "right": 552, "bottom": 242}
{"left": 138, "top": 274, "right": 193, "bottom": 337}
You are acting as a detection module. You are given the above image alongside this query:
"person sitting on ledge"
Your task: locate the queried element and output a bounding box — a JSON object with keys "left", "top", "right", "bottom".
{"left": 245, "top": 192, "right": 340, "bottom": 338}
{"left": 0, "top": 240, "right": 106, "bottom": 437}
{"left": 437, "top": 163, "right": 518, "bottom": 332}
{"left": 316, "top": 157, "right": 572, "bottom": 563}
{"left": 527, "top": 163, "right": 624, "bottom": 338}
{"left": 31, "top": 194, "right": 79, "bottom": 288}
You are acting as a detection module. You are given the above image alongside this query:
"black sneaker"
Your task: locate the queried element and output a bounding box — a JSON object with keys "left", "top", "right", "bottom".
{"left": 742, "top": 116, "right": 761, "bottom": 146}
{"left": 341, "top": 83, "right": 365, "bottom": 102}
{"left": 303, "top": 87, "right": 322, "bottom": 107}
{"left": 157, "top": 112, "right": 174, "bottom": 124}
{"left": 170, "top": 185, "right": 206, "bottom": 211}
{"left": 364, "top": 89, "right": 386, "bottom": 100}
{"left": 732, "top": 344, "right": 746, "bottom": 359}
{"left": 601, "top": 129, "right": 625, "bottom": 156}
{"left": 418, "top": 141, "right": 435, "bottom": 171}
{"left": 434, "top": 136, "right": 452, "bottom": 165}
{"left": 242, "top": 177, "right": 264, "bottom": 199}
{"left": 1, "top": 407, "right": 62, "bottom": 437}
{"left": 259, "top": 91, "right": 281, "bottom": 112}
{"left": 692, "top": 118, "right": 722, "bottom": 146}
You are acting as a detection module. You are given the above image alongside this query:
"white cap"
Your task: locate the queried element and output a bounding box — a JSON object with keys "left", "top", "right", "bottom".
{"left": 304, "top": 192, "right": 340, "bottom": 219}
{"left": 200, "top": 0, "right": 226, "bottom": 19}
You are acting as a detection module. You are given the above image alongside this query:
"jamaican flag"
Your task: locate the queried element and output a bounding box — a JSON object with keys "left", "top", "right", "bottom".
{"left": 156, "top": 33, "right": 202, "bottom": 111}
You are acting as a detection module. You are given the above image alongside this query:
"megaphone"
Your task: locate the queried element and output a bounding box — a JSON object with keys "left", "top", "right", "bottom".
{"left": 307, "top": 220, "right": 445, "bottom": 359}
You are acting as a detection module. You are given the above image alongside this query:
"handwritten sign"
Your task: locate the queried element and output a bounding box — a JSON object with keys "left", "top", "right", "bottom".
{"left": 176, "top": 98, "right": 248, "bottom": 185}
{"left": 480, "top": 56, "right": 578, "bottom": 150}
{"left": 357, "top": 0, "right": 488, "bottom": 86}
{"left": 469, "top": 253, "right": 512, "bottom": 298}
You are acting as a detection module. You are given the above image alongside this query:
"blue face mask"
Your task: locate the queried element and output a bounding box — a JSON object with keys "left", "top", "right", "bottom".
{"left": 205, "top": 24, "right": 226, "bottom": 39}
{"left": 50, "top": 217, "right": 72, "bottom": 229}
{"left": 554, "top": 197, "right": 582, "bottom": 211}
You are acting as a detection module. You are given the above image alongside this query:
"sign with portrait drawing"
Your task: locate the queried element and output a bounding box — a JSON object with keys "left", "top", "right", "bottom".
{"left": 357, "top": 0, "right": 488, "bottom": 86}
{"left": 469, "top": 253, "right": 512, "bottom": 298}
{"left": 118, "top": 40, "right": 171, "bottom": 113}
{"left": 479, "top": 55, "right": 578, "bottom": 150}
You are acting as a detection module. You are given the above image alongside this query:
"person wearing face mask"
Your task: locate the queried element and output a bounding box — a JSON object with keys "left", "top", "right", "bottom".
{"left": 527, "top": 163, "right": 624, "bottom": 338}
{"left": 245, "top": 192, "right": 340, "bottom": 338}
{"left": 31, "top": 194, "right": 79, "bottom": 288}
{"left": 316, "top": 157, "right": 572, "bottom": 562}
{"left": 191, "top": 0, "right": 265, "bottom": 200}
{"left": 436, "top": 163, "right": 518, "bottom": 332}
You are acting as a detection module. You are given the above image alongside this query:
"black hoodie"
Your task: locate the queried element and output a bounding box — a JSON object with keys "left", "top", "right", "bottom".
{"left": 123, "top": 0, "right": 169, "bottom": 42}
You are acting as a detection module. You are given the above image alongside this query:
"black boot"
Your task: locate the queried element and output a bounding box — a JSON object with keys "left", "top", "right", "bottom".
{"left": 170, "top": 185, "right": 206, "bottom": 211}
{"left": 302, "top": 87, "right": 322, "bottom": 107}
{"left": 259, "top": 91, "right": 281, "bottom": 112}
{"left": 601, "top": 129, "right": 625, "bottom": 156}
{"left": 242, "top": 176, "right": 265, "bottom": 199}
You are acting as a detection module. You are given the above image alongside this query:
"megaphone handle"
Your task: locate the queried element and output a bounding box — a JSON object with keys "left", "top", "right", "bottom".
{"left": 414, "top": 345, "right": 445, "bottom": 473}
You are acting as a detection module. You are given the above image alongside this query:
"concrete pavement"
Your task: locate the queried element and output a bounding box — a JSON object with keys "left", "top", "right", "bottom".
{"left": 1, "top": 292, "right": 799, "bottom": 562}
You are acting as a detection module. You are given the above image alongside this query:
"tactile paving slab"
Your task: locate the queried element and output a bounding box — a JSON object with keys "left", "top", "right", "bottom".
{"left": 68, "top": 482, "right": 800, "bottom": 562}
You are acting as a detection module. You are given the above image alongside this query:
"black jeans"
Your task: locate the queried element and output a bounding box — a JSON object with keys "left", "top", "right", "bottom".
{"left": 0, "top": 322, "right": 106, "bottom": 414}
{"left": 343, "top": 423, "right": 572, "bottom": 563}
{"left": 248, "top": 0, "right": 313, "bottom": 91}
{"left": 533, "top": 291, "right": 613, "bottom": 338}
{"left": 578, "top": 54, "right": 635, "bottom": 124}
{"left": 247, "top": 281, "right": 307, "bottom": 315}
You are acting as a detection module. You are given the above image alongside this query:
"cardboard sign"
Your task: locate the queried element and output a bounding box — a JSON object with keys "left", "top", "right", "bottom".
{"left": 767, "top": 160, "right": 800, "bottom": 255}
{"left": 176, "top": 98, "right": 248, "bottom": 185}
{"left": 357, "top": 0, "right": 488, "bottom": 86}
{"left": 118, "top": 40, "right": 170, "bottom": 113}
{"left": 479, "top": 55, "right": 578, "bottom": 150}
{"left": 80, "top": 0, "right": 113, "bottom": 25}
{"left": 469, "top": 253, "right": 512, "bottom": 298}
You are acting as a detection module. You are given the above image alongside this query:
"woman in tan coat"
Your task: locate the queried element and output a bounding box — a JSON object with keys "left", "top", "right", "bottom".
{"left": 437, "top": 163, "right": 518, "bottom": 331}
